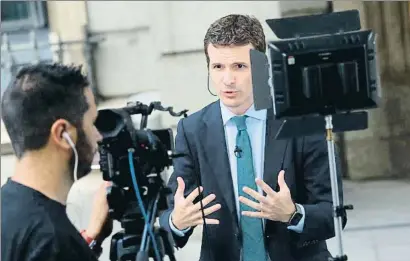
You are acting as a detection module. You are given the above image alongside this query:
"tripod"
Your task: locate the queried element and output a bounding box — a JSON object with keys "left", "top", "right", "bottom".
{"left": 109, "top": 186, "right": 176, "bottom": 261}
{"left": 325, "top": 115, "right": 353, "bottom": 261}
{"left": 135, "top": 189, "right": 176, "bottom": 261}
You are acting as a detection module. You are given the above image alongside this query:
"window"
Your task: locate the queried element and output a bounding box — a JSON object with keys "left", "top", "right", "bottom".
{"left": 1, "top": 1, "right": 30, "bottom": 22}
{"left": 1, "top": 1, "right": 47, "bottom": 31}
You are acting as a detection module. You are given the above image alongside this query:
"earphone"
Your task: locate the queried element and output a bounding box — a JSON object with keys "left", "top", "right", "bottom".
{"left": 62, "top": 131, "right": 79, "bottom": 182}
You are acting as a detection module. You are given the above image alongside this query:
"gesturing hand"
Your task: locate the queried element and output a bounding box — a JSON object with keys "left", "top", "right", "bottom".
{"left": 171, "top": 177, "right": 221, "bottom": 231}
{"left": 239, "top": 170, "right": 296, "bottom": 223}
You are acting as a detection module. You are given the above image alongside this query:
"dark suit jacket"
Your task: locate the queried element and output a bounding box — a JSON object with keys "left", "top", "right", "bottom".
{"left": 159, "top": 101, "right": 347, "bottom": 261}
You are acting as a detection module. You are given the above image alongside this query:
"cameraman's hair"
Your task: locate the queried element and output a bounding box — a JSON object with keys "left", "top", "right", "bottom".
{"left": 1, "top": 63, "right": 90, "bottom": 159}
{"left": 203, "top": 14, "right": 266, "bottom": 67}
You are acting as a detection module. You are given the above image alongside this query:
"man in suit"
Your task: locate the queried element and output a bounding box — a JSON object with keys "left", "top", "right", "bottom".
{"left": 159, "top": 14, "right": 347, "bottom": 261}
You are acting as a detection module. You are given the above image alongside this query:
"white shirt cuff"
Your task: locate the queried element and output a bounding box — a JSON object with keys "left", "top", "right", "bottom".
{"left": 169, "top": 211, "right": 191, "bottom": 237}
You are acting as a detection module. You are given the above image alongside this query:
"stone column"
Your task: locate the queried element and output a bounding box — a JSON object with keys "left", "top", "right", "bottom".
{"left": 46, "top": 1, "right": 88, "bottom": 66}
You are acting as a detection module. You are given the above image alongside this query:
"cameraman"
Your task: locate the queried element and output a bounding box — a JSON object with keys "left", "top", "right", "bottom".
{"left": 1, "top": 63, "right": 111, "bottom": 261}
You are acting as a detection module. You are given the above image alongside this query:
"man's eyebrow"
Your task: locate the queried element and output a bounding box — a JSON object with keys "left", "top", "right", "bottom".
{"left": 211, "top": 61, "right": 248, "bottom": 66}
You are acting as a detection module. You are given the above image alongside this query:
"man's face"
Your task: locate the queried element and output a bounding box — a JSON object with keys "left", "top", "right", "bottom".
{"left": 208, "top": 43, "right": 254, "bottom": 114}
{"left": 69, "top": 88, "right": 102, "bottom": 180}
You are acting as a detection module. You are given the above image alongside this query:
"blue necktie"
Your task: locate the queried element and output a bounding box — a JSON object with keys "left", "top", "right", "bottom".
{"left": 232, "top": 116, "right": 267, "bottom": 261}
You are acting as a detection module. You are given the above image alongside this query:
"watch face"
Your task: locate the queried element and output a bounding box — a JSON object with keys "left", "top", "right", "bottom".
{"left": 290, "top": 212, "right": 303, "bottom": 226}
{"left": 290, "top": 213, "right": 302, "bottom": 226}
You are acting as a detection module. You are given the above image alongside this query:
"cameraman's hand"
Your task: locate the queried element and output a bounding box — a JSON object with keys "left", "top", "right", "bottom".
{"left": 86, "top": 181, "right": 112, "bottom": 240}
{"left": 171, "top": 177, "right": 221, "bottom": 231}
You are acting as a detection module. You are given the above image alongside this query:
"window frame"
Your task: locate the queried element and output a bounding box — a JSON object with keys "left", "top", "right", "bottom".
{"left": 1, "top": 1, "right": 47, "bottom": 32}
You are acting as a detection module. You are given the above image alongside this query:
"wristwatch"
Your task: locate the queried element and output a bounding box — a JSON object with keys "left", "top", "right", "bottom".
{"left": 288, "top": 204, "right": 303, "bottom": 226}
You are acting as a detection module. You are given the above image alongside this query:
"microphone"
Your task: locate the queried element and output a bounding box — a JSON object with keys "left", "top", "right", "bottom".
{"left": 234, "top": 146, "right": 242, "bottom": 158}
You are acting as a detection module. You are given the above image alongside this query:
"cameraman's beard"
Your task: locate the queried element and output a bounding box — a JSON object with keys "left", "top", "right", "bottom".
{"left": 69, "top": 128, "right": 95, "bottom": 181}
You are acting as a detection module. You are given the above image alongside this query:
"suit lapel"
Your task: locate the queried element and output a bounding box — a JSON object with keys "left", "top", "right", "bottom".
{"left": 263, "top": 109, "right": 289, "bottom": 192}
{"left": 200, "top": 102, "right": 239, "bottom": 226}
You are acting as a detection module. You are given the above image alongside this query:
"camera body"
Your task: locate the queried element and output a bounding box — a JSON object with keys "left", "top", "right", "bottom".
{"left": 95, "top": 101, "right": 187, "bottom": 261}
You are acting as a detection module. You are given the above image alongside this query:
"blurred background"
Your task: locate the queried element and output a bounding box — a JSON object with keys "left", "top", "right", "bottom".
{"left": 1, "top": 1, "right": 409, "bottom": 261}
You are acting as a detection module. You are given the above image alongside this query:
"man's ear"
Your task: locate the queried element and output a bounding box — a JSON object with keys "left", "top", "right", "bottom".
{"left": 50, "top": 119, "right": 78, "bottom": 150}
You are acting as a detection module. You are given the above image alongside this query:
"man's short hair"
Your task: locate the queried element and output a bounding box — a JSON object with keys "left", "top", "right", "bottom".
{"left": 1, "top": 63, "right": 90, "bottom": 158}
{"left": 203, "top": 14, "right": 266, "bottom": 67}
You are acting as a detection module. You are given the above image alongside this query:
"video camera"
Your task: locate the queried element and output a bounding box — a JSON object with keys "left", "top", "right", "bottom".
{"left": 95, "top": 101, "right": 188, "bottom": 261}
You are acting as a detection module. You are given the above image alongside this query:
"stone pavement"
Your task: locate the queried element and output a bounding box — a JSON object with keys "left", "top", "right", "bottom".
{"left": 65, "top": 173, "right": 410, "bottom": 261}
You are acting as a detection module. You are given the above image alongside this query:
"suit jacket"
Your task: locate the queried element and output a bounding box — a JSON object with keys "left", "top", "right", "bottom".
{"left": 159, "top": 101, "right": 347, "bottom": 261}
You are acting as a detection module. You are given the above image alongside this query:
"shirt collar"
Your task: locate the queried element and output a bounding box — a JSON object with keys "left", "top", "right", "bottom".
{"left": 220, "top": 100, "right": 267, "bottom": 126}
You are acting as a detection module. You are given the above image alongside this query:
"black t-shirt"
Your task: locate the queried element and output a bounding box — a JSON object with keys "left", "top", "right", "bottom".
{"left": 1, "top": 179, "right": 98, "bottom": 261}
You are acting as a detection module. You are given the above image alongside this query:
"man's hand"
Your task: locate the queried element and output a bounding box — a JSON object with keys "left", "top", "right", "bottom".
{"left": 239, "top": 170, "right": 296, "bottom": 223}
{"left": 86, "top": 181, "right": 112, "bottom": 240}
{"left": 171, "top": 177, "right": 221, "bottom": 231}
